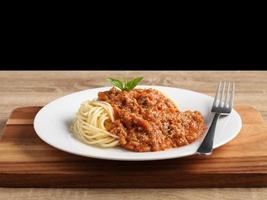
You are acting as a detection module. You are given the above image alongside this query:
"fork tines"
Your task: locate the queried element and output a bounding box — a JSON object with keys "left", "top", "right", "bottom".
{"left": 212, "top": 81, "right": 235, "bottom": 114}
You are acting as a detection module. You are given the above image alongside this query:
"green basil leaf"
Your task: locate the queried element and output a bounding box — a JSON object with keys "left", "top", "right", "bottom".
{"left": 107, "top": 78, "right": 124, "bottom": 90}
{"left": 125, "top": 77, "right": 143, "bottom": 91}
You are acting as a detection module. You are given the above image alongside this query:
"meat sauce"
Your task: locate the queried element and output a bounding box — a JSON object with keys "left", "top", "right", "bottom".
{"left": 98, "top": 87, "right": 207, "bottom": 152}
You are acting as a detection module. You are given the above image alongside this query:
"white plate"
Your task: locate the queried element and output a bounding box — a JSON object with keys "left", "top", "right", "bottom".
{"left": 33, "top": 85, "right": 242, "bottom": 161}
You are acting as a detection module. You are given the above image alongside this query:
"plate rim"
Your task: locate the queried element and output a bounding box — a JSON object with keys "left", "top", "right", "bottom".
{"left": 33, "top": 85, "right": 242, "bottom": 161}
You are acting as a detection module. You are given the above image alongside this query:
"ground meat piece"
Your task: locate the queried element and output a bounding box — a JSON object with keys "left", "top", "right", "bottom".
{"left": 98, "top": 87, "right": 207, "bottom": 152}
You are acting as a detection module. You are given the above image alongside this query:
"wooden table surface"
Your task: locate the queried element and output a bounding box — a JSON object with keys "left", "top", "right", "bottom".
{"left": 0, "top": 71, "right": 267, "bottom": 200}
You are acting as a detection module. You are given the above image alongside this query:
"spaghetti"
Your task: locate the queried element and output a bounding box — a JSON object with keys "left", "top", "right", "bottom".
{"left": 71, "top": 100, "right": 119, "bottom": 147}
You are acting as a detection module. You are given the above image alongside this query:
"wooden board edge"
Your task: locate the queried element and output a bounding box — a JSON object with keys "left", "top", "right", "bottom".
{"left": 0, "top": 173, "right": 266, "bottom": 188}
{"left": 1, "top": 106, "right": 41, "bottom": 140}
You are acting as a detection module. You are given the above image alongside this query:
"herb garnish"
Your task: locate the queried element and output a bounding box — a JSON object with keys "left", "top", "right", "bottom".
{"left": 107, "top": 77, "right": 143, "bottom": 91}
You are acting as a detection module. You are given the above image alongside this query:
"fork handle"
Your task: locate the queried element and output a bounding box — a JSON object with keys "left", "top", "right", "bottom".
{"left": 196, "top": 113, "right": 220, "bottom": 155}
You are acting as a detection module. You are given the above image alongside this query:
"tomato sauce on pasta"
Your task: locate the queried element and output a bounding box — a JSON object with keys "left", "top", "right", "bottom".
{"left": 98, "top": 87, "right": 207, "bottom": 152}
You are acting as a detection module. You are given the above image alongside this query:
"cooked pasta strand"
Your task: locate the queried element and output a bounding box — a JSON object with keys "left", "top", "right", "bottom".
{"left": 71, "top": 100, "right": 119, "bottom": 147}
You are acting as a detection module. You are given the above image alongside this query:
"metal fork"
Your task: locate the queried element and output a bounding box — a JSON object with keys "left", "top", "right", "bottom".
{"left": 196, "top": 81, "right": 235, "bottom": 155}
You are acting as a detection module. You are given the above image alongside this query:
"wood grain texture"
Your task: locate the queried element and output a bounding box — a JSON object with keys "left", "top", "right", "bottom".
{"left": 0, "top": 71, "right": 267, "bottom": 199}
{"left": 0, "top": 188, "right": 267, "bottom": 200}
{"left": 1, "top": 105, "right": 267, "bottom": 188}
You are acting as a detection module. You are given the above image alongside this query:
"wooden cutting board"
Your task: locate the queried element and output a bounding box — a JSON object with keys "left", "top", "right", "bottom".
{"left": 0, "top": 105, "right": 267, "bottom": 188}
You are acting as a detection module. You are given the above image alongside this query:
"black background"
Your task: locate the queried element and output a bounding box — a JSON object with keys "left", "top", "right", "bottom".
{"left": 1, "top": 4, "right": 266, "bottom": 71}
{"left": 1, "top": 38, "right": 265, "bottom": 70}
{"left": 1, "top": 28, "right": 265, "bottom": 71}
